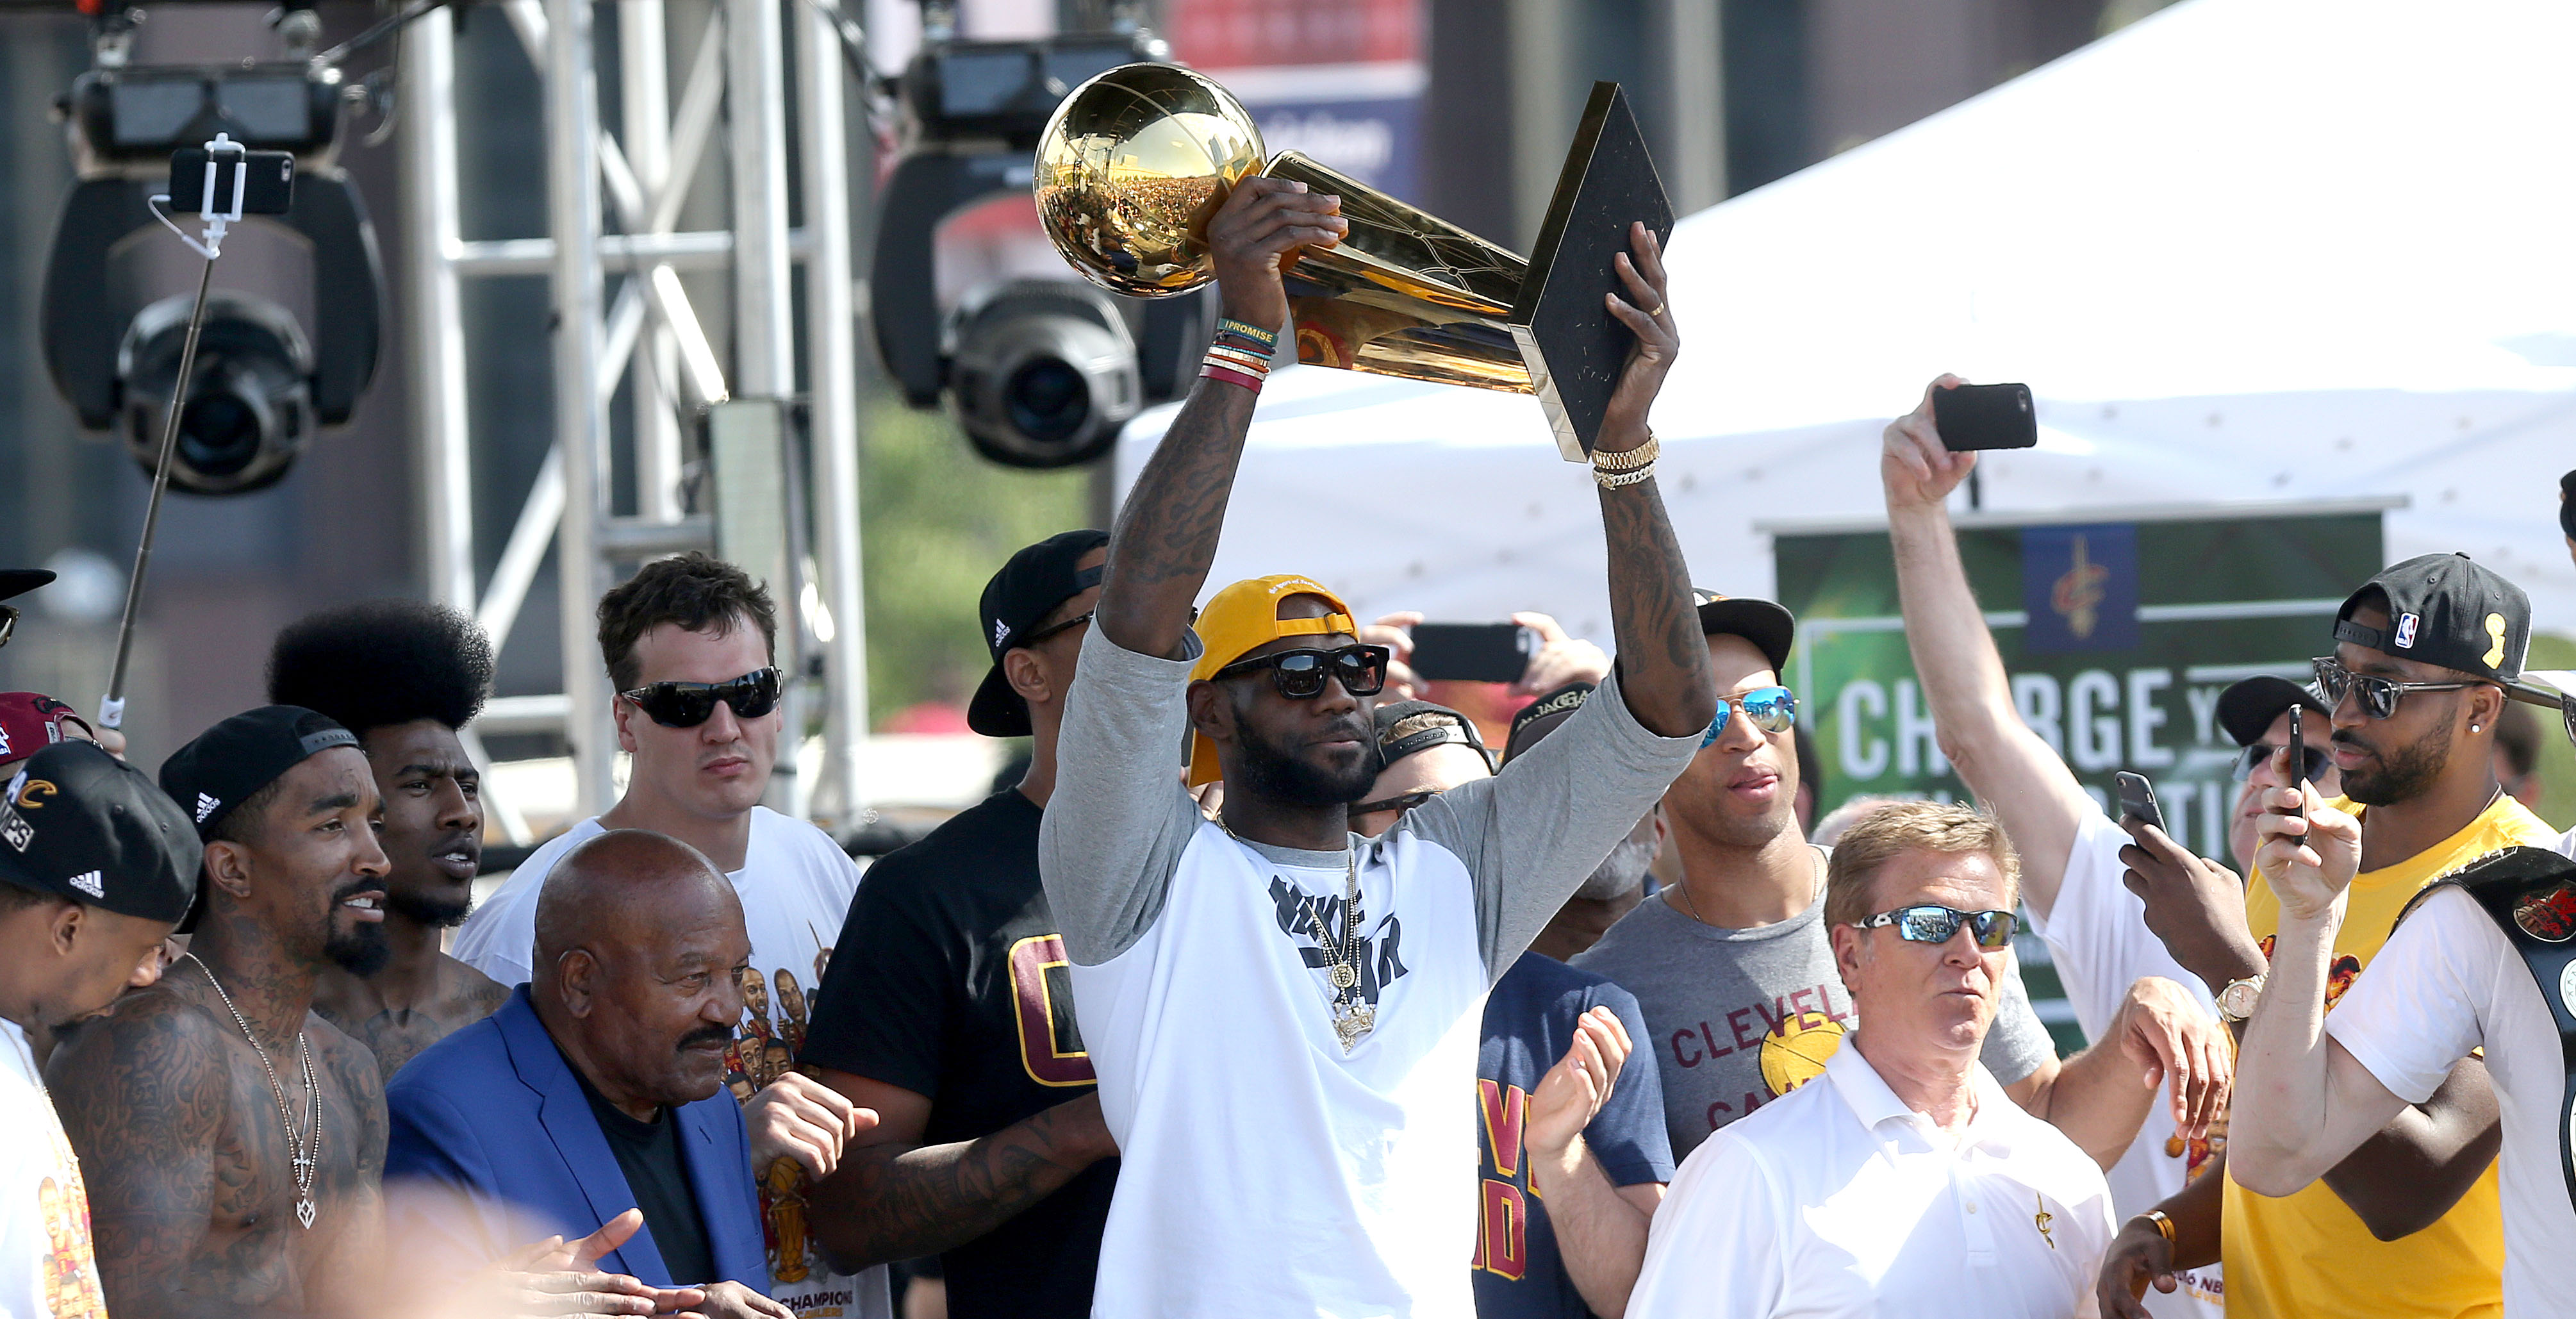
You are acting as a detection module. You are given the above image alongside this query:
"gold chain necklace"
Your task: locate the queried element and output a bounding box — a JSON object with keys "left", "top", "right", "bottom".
{"left": 1230, "top": 827, "right": 1376, "bottom": 1051}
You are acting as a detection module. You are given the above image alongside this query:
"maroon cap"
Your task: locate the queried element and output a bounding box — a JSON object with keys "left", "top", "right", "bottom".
{"left": 0, "top": 693, "right": 95, "bottom": 767}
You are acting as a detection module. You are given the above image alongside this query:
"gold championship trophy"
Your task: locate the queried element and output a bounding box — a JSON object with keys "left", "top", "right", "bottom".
{"left": 1034, "top": 63, "right": 1674, "bottom": 459}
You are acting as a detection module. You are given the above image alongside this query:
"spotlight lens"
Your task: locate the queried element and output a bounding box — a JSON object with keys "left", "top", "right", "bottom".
{"left": 1003, "top": 358, "right": 1091, "bottom": 444}
{"left": 177, "top": 392, "right": 263, "bottom": 478}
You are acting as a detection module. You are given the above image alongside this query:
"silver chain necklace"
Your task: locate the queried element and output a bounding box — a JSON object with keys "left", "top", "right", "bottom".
{"left": 185, "top": 954, "right": 322, "bottom": 1229}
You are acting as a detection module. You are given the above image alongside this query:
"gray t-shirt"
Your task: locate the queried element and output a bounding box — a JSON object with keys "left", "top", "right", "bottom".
{"left": 1572, "top": 881, "right": 2056, "bottom": 1160}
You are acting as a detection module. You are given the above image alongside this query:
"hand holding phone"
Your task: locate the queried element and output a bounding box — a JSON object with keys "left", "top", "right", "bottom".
{"left": 1408, "top": 622, "right": 1535, "bottom": 684}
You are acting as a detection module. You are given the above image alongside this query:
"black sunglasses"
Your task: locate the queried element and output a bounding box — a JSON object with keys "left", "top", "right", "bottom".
{"left": 1350, "top": 787, "right": 1441, "bottom": 818}
{"left": 1211, "top": 644, "right": 1391, "bottom": 700}
{"left": 620, "top": 667, "right": 784, "bottom": 729}
{"left": 1018, "top": 610, "right": 1093, "bottom": 649}
{"left": 2311, "top": 657, "right": 2484, "bottom": 721}
{"left": 2232, "top": 740, "right": 2332, "bottom": 784}
{"left": 1850, "top": 904, "right": 2018, "bottom": 950}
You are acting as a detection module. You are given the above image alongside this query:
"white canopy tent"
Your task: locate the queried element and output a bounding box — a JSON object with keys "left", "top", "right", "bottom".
{"left": 1114, "top": 0, "right": 2576, "bottom": 645}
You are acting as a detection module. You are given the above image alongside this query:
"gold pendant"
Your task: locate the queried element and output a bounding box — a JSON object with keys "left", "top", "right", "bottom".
{"left": 1330, "top": 964, "right": 1357, "bottom": 989}
{"left": 1332, "top": 1002, "right": 1375, "bottom": 1052}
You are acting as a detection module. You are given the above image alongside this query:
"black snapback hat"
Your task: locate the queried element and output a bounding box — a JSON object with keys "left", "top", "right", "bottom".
{"left": 0, "top": 741, "right": 201, "bottom": 925}
{"left": 1694, "top": 590, "right": 1796, "bottom": 673}
{"left": 1503, "top": 681, "right": 1594, "bottom": 766}
{"left": 968, "top": 530, "right": 1110, "bottom": 738}
{"left": 2559, "top": 469, "right": 2575, "bottom": 541}
{"left": 0, "top": 568, "right": 53, "bottom": 603}
{"left": 1371, "top": 700, "right": 1492, "bottom": 772}
{"left": 2333, "top": 552, "right": 2532, "bottom": 683}
{"left": 159, "top": 706, "right": 361, "bottom": 843}
{"left": 2216, "top": 676, "right": 2330, "bottom": 748}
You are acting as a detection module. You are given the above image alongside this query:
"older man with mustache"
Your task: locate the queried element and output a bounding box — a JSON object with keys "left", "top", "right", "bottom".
{"left": 384, "top": 830, "right": 813, "bottom": 1319}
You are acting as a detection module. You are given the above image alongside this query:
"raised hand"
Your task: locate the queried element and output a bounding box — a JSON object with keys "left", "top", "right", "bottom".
{"left": 1882, "top": 374, "right": 1979, "bottom": 510}
{"left": 1205, "top": 175, "right": 1348, "bottom": 333}
{"left": 745, "top": 1072, "right": 877, "bottom": 1179}
{"left": 2118, "top": 818, "right": 2268, "bottom": 995}
{"left": 2110, "top": 977, "right": 2233, "bottom": 1140}
{"left": 1596, "top": 223, "right": 1680, "bottom": 451}
{"left": 1528, "top": 1007, "right": 1631, "bottom": 1160}
{"left": 2252, "top": 759, "right": 2361, "bottom": 922}
{"left": 1510, "top": 611, "right": 1611, "bottom": 696}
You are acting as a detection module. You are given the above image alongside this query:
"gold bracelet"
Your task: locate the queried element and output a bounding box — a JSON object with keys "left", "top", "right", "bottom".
{"left": 1593, "top": 463, "right": 1654, "bottom": 490}
{"left": 2139, "top": 1210, "right": 2176, "bottom": 1243}
{"left": 1590, "top": 429, "right": 1660, "bottom": 472}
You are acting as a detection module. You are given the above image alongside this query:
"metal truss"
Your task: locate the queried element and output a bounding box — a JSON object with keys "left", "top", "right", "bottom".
{"left": 400, "top": 0, "right": 868, "bottom": 838}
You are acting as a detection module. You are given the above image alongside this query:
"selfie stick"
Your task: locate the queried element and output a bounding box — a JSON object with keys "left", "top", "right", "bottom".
{"left": 101, "top": 133, "right": 251, "bottom": 733}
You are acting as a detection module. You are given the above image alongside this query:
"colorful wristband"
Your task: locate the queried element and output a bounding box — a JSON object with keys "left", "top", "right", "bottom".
{"left": 1216, "top": 317, "right": 1279, "bottom": 348}
{"left": 1200, "top": 362, "right": 1264, "bottom": 394}
{"left": 1203, "top": 344, "right": 1273, "bottom": 376}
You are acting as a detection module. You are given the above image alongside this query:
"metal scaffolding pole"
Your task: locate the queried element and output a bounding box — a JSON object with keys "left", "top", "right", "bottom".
{"left": 798, "top": 0, "right": 868, "bottom": 822}
{"left": 547, "top": 0, "right": 616, "bottom": 815}
{"left": 403, "top": 13, "right": 474, "bottom": 615}
{"left": 621, "top": 0, "right": 686, "bottom": 522}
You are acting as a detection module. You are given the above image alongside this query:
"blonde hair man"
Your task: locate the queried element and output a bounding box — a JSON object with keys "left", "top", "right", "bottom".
{"left": 1630, "top": 803, "right": 2116, "bottom": 1319}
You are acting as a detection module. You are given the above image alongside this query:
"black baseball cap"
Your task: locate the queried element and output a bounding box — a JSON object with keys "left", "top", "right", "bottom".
{"left": 0, "top": 568, "right": 53, "bottom": 603}
{"left": 2333, "top": 552, "right": 2531, "bottom": 683}
{"left": 968, "top": 530, "right": 1110, "bottom": 738}
{"left": 1503, "top": 681, "right": 1594, "bottom": 765}
{"left": 2216, "top": 676, "right": 2330, "bottom": 748}
{"left": 1695, "top": 590, "right": 1796, "bottom": 673}
{"left": 0, "top": 741, "right": 201, "bottom": 925}
{"left": 2559, "top": 469, "right": 2575, "bottom": 541}
{"left": 159, "top": 706, "right": 361, "bottom": 843}
{"left": 1371, "top": 700, "right": 1492, "bottom": 772}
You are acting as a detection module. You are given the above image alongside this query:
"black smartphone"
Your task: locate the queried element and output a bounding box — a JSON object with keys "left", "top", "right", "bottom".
{"left": 2113, "top": 770, "right": 2164, "bottom": 832}
{"left": 1408, "top": 622, "right": 1533, "bottom": 684}
{"left": 169, "top": 146, "right": 295, "bottom": 216}
{"left": 2284, "top": 704, "right": 2305, "bottom": 792}
{"left": 1931, "top": 382, "right": 2038, "bottom": 451}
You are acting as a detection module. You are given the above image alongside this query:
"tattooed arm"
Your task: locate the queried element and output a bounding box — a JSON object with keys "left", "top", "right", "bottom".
{"left": 1590, "top": 222, "right": 1716, "bottom": 740}
{"left": 1093, "top": 175, "right": 1349, "bottom": 660}
{"left": 45, "top": 992, "right": 242, "bottom": 1319}
{"left": 805, "top": 1071, "right": 1115, "bottom": 1273}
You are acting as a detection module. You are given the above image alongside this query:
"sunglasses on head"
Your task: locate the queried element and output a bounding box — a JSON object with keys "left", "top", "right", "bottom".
{"left": 2233, "top": 740, "right": 2332, "bottom": 784}
{"left": 1851, "top": 904, "right": 2019, "bottom": 950}
{"left": 1701, "top": 685, "right": 1797, "bottom": 747}
{"left": 1212, "top": 644, "right": 1391, "bottom": 700}
{"left": 2311, "top": 656, "right": 2490, "bottom": 721}
{"left": 620, "top": 667, "right": 784, "bottom": 729}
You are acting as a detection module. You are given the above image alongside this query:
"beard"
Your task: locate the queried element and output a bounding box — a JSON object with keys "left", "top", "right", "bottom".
{"left": 322, "top": 880, "right": 393, "bottom": 977}
{"left": 387, "top": 883, "right": 474, "bottom": 929}
{"left": 1575, "top": 832, "right": 1658, "bottom": 901}
{"left": 2337, "top": 718, "right": 2452, "bottom": 806}
{"left": 1234, "top": 718, "right": 1378, "bottom": 808}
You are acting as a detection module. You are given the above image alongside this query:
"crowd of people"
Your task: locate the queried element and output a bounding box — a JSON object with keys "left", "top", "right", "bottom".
{"left": 3, "top": 175, "right": 2576, "bottom": 1319}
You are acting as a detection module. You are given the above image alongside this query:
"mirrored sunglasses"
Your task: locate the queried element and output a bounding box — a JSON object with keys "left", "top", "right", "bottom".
{"left": 1212, "top": 644, "right": 1391, "bottom": 700}
{"left": 2311, "top": 656, "right": 2482, "bottom": 721}
{"left": 1701, "top": 685, "right": 1797, "bottom": 747}
{"left": 1851, "top": 904, "right": 2018, "bottom": 950}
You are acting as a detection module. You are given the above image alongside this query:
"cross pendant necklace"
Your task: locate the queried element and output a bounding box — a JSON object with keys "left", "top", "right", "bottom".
{"left": 186, "top": 955, "right": 322, "bottom": 1229}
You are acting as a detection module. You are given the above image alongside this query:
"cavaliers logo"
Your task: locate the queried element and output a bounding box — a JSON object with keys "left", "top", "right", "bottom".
{"left": 2050, "top": 535, "right": 2111, "bottom": 640}
{"left": 1758, "top": 1011, "right": 1845, "bottom": 1099}
{"left": 14, "top": 777, "right": 56, "bottom": 809}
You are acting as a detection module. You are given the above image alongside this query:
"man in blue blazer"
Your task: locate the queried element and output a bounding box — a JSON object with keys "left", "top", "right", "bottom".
{"left": 386, "top": 829, "right": 797, "bottom": 1318}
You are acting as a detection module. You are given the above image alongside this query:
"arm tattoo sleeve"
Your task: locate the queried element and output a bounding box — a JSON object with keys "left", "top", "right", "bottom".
{"left": 809, "top": 1100, "right": 1103, "bottom": 1273}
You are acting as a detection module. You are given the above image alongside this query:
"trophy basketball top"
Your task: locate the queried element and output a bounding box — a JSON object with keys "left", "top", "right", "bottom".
{"left": 1036, "top": 63, "right": 1265, "bottom": 299}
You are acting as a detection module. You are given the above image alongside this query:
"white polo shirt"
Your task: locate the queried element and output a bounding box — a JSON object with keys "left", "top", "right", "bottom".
{"left": 1628, "top": 1042, "right": 2114, "bottom": 1319}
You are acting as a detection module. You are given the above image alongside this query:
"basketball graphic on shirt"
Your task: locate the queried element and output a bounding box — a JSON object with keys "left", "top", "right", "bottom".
{"left": 1758, "top": 1011, "right": 1846, "bottom": 1099}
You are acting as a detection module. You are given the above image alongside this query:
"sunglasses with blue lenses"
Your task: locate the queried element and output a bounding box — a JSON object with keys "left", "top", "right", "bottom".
{"left": 1701, "top": 685, "right": 1797, "bottom": 747}
{"left": 1850, "top": 904, "right": 2019, "bottom": 950}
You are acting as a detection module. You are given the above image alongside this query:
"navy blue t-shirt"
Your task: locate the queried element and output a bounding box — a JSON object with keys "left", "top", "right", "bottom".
{"left": 1473, "top": 952, "right": 1674, "bottom": 1318}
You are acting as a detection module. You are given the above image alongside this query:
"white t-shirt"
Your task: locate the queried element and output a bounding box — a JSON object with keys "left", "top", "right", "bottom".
{"left": 2021, "top": 811, "right": 2223, "bottom": 1316}
{"left": 1628, "top": 1043, "right": 2115, "bottom": 1319}
{"left": 453, "top": 806, "right": 884, "bottom": 1319}
{"left": 2327, "top": 884, "right": 2575, "bottom": 1318}
{"left": 1, "top": 1021, "right": 107, "bottom": 1318}
{"left": 2558, "top": 826, "right": 2575, "bottom": 861}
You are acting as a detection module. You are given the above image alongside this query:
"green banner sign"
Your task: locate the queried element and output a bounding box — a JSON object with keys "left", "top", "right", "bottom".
{"left": 1771, "top": 501, "right": 2393, "bottom": 861}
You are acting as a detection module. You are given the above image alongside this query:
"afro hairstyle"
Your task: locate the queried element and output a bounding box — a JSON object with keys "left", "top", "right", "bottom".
{"left": 267, "top": 599, "right": 495, "bottom": 736}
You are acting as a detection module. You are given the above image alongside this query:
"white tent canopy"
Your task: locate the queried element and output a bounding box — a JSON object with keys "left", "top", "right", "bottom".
{"left": 1115, "top": 0, "right": 2576, "bottom": 645}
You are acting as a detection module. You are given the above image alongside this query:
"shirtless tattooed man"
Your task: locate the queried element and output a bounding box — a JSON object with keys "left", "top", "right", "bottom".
{"left": 47, "top": 706, "right": 392, "bottom": 1317}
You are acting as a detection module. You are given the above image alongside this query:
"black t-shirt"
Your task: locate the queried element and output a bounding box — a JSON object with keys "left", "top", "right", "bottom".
{"left": 575, "top": 1068, "right": 717, "bottom": 1288}
{"left": 804, "top": 788, "right": 1114, "bottom": 1319}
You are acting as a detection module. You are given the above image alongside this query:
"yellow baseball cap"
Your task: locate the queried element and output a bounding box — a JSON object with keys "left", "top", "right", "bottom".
{"left": 1186, "top": 574, "right": 1358, "bottom": 787}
